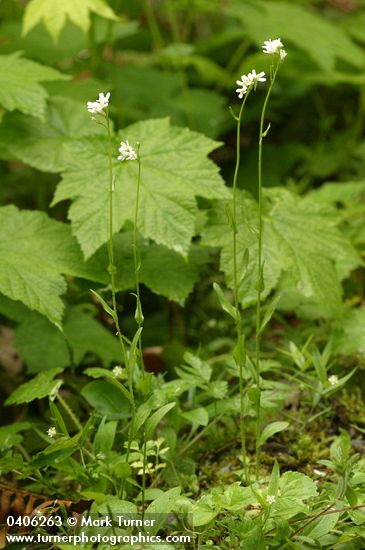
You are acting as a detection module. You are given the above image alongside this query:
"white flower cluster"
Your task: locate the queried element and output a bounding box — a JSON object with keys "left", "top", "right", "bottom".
{"left": 87, "top": 92, "right": 110, "bottom": 114}
{"left": 263, "top": 38, "right": 287, "bottom": 60}
{"left": 118, "top": 140, "right": 137, "bottom": 161}
{"left": 113, "top": 365, "right": 124, "bottom": 378}
{"left": 235, "top": 38, "right": 287, "bottom": 100}
{"left": 236, "top": 69, "right": 266, "bottom": 98}
{"left": 47, "top": 426, "right": 57, "bottom": 438}
{"left": 328, "top": 374, "right": 338, "bottom": 386}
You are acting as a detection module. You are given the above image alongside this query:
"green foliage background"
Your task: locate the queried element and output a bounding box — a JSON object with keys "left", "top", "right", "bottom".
{"left": 1, "top": 1, "right": 365, "bottom": 547}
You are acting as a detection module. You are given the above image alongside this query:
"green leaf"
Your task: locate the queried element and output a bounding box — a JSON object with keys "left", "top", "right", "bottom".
{"left": 228, "top": 0, "right": 365, "bottom": 72}
{"left": 100, "top": 233, "right": 210, "bottom": 305}
{"left": 181, "top": 407, "right": 209, "bottom": 426}
{"left": 81, "top": 380, "right": 130, "bottom": 419}
{"left": 273, "top": 471, "right": 318, "bottom": 520}
{"left": 146, "top": 487, "right": 181, "bottom": 534}
{"left": 0, "top": 423, "right": 31, "bottom": 449}
{"left": 279, "top": 471, "right": 318, "bottom": 501}
{"left": 145, "top": 402, "right": 176, "bottom": 440}
{"left": 12, "top": 304, "right": 122, "bottom": 373}
{"left": 203, "top": 188, "right": 361, "bottom": 316}
{"left": 93, "top": 418, "right": 118, "bottom": 455}
{"left": 0, "top": 96, "right": 104, "bottom": 172}
{"left": 334, "top": 307, "right": 365, "bottom": 356}
{"left": 213, "top": 282, "right": 236, "bottom": 319}
{"left": 268, "top": 461, "right": 280, "bottom": 496}
{"left": 52, "top": 118, "right": 228, "bottom": 259}
{"left": 90, "top": 290, "right": 116, "bottom": 321}
{"left": 5, "top": 368, "right": 63, "bottom": 405}
{"left": 23, "top": 0, "right": 118, "bottom": 42}
{"left": 304, "top": 512, "right": 340, "bottom": 540}
{"left": 259, "top": 294, "right": 281, "bottom": 334}
{"left": 63, "top": 305, "right": 121, "bottom": 366}
{"left": 0, "top": 53, "right": 69, "bottom": 120}
{"left": 258, "top": 421, "right": 289, "bottom": 448}
{"left": 0, "top": 206, "right": 74, "bottom": 327}
{"left": 191, "top": 497, "right": 218, "bottom": 527}
{"left": 330, "top": 430, "right": 352, "bottom": 466}
{"left": 49, "top": 400, "right": 69, "bottom": 437}
{"left": 95, "top": 496, "right": 137, "bottom": 515}
{"left": 14, "top": 311, "right": 70, "bottom": 373}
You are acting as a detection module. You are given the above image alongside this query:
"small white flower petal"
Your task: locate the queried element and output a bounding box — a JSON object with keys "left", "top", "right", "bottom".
{"left": 47, "top": 427, "right": 57, "bottom": 438}
{"left": 86, "top": 92, "right": 110, "bottom": 114}
{"left": 118, "top": 140, "right": 137, "bottom": 161}
{"left": 113, "top": 366, "right": 124, "bottom": 378}
{"left": 236, "top": 69, "right": 266, "bottom": 98}
{"left": 263, "top": 38, "right": 284, "bottom": 55}
{"left": 328, "top": 375, "right": 338, "bottom": 386}
{"left": 280, "top": 49, "right": 287, "bottom": 61}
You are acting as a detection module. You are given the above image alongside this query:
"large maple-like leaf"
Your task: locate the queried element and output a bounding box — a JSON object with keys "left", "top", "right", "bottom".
{"left": 0, "top": 53, "right": 69, "bottom": 120}
{"left": 228, "top": 0, "right": 365, "bottom": 72}
{"left": 23, "top": 0, "right": 118, "bottom": 42}
{"left": 0, "top": 206, "right": 209, "bottom": 327}
{"left": 0, "top": 96, "right": 105, "bottom": 172}
{"left": 203, "top": 188, "right": 362, "bottom": 316}
{"left": 52, "top": 118, "right": 229, "bottom": 258}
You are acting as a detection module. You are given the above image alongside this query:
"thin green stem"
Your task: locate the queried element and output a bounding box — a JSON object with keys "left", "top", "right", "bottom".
{"left": 132, "top": 144, "right": 148, "bottom": 512}
{"left": 106, "top": 114, "right": 129, "bottom": 374}
{"left": 232, "top": 92, "right": 250, "bottom": 485}
{"left": 255, "top": 61, "right": 280, "bottom": 481}
{"left": 105, "top": 113, "right": 136, "bottom": 498}
{"left": 133, "top": 145, "right": 144, "bottom": 372}
{"left": 141, "top": 427, "right": 148, "bottom": 519}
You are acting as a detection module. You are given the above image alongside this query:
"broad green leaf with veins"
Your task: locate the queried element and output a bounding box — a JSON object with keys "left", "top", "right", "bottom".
{"left": 23, "top": 0, "right": 118, "bottom": 42}
{"left": 0, "top": 53, "right": 69, "bottom": 120}
{"left": 203, "top": 188, "right": 361, "bottom": 316}
{"left": 0, "top": 97, "right": 105, "bottom": 172}
{"left": 0, "top": 206, "right": 71, "bottom": 328}
{"left": 0, "top": 206, "right": 208, "bottom": 327}
{"left": 228, "top": 0, "right": 365, "bottom": 72}
{"left": 52, "top": 118, "right": 228, "bottom": 258}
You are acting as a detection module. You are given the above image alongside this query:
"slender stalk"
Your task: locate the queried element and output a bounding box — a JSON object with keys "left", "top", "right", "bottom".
{"left": 105, "top": 114, "right": 130, "bottom": 374}
{"left": 132, "top": 144, "right": 144, "bottom": 367}
{"left": 231, "top": 92, "right": 251, "bottom": 485}
{"left": 105, "top": 113, "right": 136, "bottom": 498}
{"left": 141, "top": 427, "right": 148, "bottom": 519}
{"left": 132, "top": 144, "right": 148, "bottom": 513}
{"left": 255, "top": 61, "right": 280, "bottom": 480}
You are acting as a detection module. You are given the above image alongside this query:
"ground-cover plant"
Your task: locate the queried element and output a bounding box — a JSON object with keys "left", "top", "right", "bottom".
{"left": 1, "top": 1, "right": 365, "bottom": 549}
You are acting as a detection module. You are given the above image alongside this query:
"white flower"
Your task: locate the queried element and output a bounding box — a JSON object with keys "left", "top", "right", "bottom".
{"left": 118, "top": 140, "right": 137, "bottom": 161}
{"left": 328, "top": 375, "right": 339, "bottom": 386}
{"left": 47, "top": 426, "right": 57, "bottom": 438}
{"left": 263, "top": 38, "right": 283, "bottom": 55}
{"left": 313, "top": 468, "right": 326, "bottom": 477}
{"left": 280, "top": 49, "right": 287, "bottom": 61}
{"left": 266, "top": 494, "right": 276, "bottom": 505}
{"left": 246, "top": 69, "right": 266, "bottom": 86}
{"left": 236, "top": 69, "right": 266, "bottom": 98}
{"left": 87, "top": 92, "right": 110, "bottom": 114}
{"left": 113, "top": 366, "right": 123, "bottom": 378}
